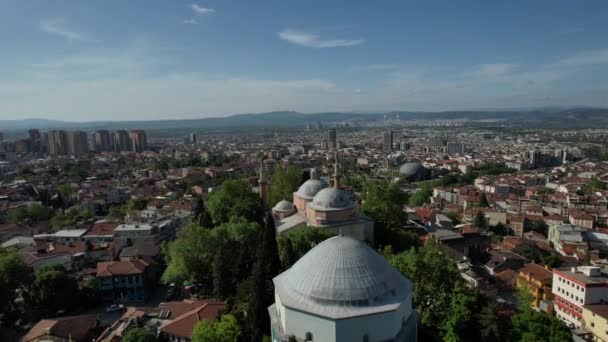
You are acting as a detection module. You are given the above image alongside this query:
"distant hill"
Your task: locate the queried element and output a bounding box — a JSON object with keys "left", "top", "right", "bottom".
{"left": 1, "top": 107, "right": 607, "bottom": 131}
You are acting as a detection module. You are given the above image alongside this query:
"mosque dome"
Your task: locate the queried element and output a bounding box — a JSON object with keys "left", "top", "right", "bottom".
{"left": 309, "top": 187, "right": 354, "bottom": 211}
{"left": 398, "top": 162, "right": 425, "bottom": 178}
{"left": 295, "top": 179, "right": 328, "bottom": 199}
{"left": 273, "top": 200, "right": 295, "bottom": 212}
{"left": 273, "top": 235, "right": 412, "bottom": 319}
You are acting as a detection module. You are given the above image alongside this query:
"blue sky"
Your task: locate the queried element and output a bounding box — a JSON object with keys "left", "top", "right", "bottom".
{"left": 1, "top": 0, "right": 607, "bottom": 121}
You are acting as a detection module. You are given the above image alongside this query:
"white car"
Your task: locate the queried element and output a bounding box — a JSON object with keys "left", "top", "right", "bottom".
{"left": 105, "top": 304, "right": 124, "bottom": 312}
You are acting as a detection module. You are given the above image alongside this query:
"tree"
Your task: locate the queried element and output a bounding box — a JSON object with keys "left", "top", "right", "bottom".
{"left": 108, "top": 205, "right": 127, "bottom": 223}
{"left": 268, "top": 165, "right": 302, "bottom": 207}
{"left": 445, "top": 211, "right": 462, "bottom": 225}
{"left": 207, "top": 179, "right": 262, "bottom": 225}
{"left": 193, "top": 198, "right": 214, "bottom": 228}
{"left": 473, "top": 211, "right": 488, "bottom": 230}
{"left": 280, "top": 237, "right": 298, "bottom": 270}
{"left": 162, "top": 218, "right": 259, "bottom": 296}
{"left": 192, "top": 314, "right": 241, "bottom": 342}
{"left": 127, "top": 197, "right": 149, "bottom": 211}
{"left": 478, "top": 193, "right": 490, "bottom": 208}
{"left": 587, "top": 177, "right": 607, "bottom": 192}
{"left": 477, "top": 302, "right": 509, "bottom": 342}
{"left": 530, "top": 219, "right": 549, "bottom": 236}
{"left": 7, "top": 204, "right": 53, "bottom": 224}
{"left": 409, "top": 183, "right": 433, "bottom": 206}
{"left": 386, "top": 241, "right": 463, "bottom": 330}
{"left": 0, "top": 248, "right": 34, "bottom": 324}
{"left": 122, "top": 327, "right": 158, "bottom": 342}
{"left": 511, "top": 285, "right": 571, "bottom": 341}
{"left": 490, "top": 222, "right": 508, "bottom": 236}
{"left": 248, "top": 213, "right": 280, "bottom": 341}
{"left": 362, "top": 180, "right": 417, "bottom": 252}
{"left": 277, "top": 226, "right": 334, "bottom": 262}
{"left": 32, "top": 265, "right": 79, "bottom": 317}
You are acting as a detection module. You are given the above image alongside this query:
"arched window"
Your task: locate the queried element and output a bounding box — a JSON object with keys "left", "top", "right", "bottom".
{"left": 305, "top": 332, "right": 313, "bottom": 341}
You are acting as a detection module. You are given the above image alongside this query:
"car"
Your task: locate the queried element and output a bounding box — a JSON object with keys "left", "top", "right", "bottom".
{"left": 105, "top": 304, "right": 124, "bottom": 312}
{"left": 158, "top": 302, "right": 165, "bottom": 308}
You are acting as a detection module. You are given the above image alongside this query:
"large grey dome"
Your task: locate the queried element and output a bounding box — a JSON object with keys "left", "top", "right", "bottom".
{"left": 273, "top": 200, "right": 294, "bottom": 211}
{"left": 295, "top": 179, "right": 328, "bottom": 199}
{"left": 399, "top": 162, "right": 425, "bottom": 178}
{"left": 273, "top": 236, "right": 412, "bottom": 319}
{"left": 309, "top": 187, "right": 354, "bottom": 211}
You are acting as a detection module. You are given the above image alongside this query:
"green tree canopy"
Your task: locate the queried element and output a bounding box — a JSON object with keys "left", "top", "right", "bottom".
{"left": 409, "top": 182, "right": 433, "bottom": 206}
{"left": 32, "top": 265, "right": 79, "bottom": 317}
{"left": 207, "top": 179, "right": 262, "bottom": 225}
{"left": 268, "top": 165, "right": 302, "bottom": 208}
{"left": 7, "top": 204, "right": 53, "bottom": 224}
{"left": 510, "top": 285, "right": 571, "bottom": 341}
{"left": 192, "top": 314, "right": 241, "bottom": 342}
{"left": 162, "top": 217, "right": 260, "bottom": 296}
{"left": 0, "top": 248, "right": 34, "bottom": 324}
{"left": 122, "top": 327, "right": 159, "bottom": 342}
{"left": 277, "top": 226, "right": 334, "bottom": 265}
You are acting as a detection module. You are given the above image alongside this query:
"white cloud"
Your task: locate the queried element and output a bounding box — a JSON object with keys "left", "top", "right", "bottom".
{"left": 473, "top": 63, "right": 514, "bottom": 78}
{"left": 191, "top": 4, "right": 215, "bottom": 15}
{"left": 183, "top": 18, "right": 199, "bottom": 25}
{"left": 554, "top": 49, "right": 608, "bottom": 67}
{"left": 40, "top": 19, "right": 87, "bottom": 41}
{"left": 278, "top": 29, "right": 365, "bottom": 48}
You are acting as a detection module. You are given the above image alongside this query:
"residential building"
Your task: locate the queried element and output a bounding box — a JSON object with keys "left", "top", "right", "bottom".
{"left": 516, "top": 263, "right": 553, "bottom": 310}
{"left": 328, "top": 128, "right": 337, "bottom": 150}
{"left": 67, "top": 130, "right": 90, "bottom": 155}
{"left": 582, "top": 304, "right": 608, "bottom": 342}
{"left": 113, "top": 130, "right": 131, "bottom": 152}
{"left": 129, "top": 130, "right": 147, "bottom": 153}
{"left": 96, "top": 259, "right": 150, "bottom": 302}
{"left": 22, "top": 314, "right": 100, "bottom": 342}
{"left": 553, "top": 266, "right": 608, "bottom": 329}
{"left": 94, "top": 130, "right": 112, "bottom": 152}
{"left": 548, "top": 223, "right": 585, "bottom": 255}
{"left": 160, "top": 300, "right": 225, "bottom": 342}
{"left": 383, "top": 130, "right": 394, "bottom": 152}
{"left": 48, "top": 130, "right": 68, "bottom": 156}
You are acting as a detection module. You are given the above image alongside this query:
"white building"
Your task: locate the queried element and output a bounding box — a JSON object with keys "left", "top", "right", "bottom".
{"left": 269, "top": 236, "right": 417, "bottom": 342}
{"left": 552, "top": 266, "right": 608, "bottom": 328}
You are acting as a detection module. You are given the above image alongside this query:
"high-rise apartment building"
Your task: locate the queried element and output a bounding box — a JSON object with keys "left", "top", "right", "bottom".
{"left": 446, "top": 142, "right": 465, "bottom": 154}
{"left": 67, "top": 131, "right": 89, "bottom": 155}
{"left": 383, "top": 130, "right": 394, "bottom": 152}
{"left": 129, "top": 130, "right": 147, "bottom": 153}
{"left": 94, "top": 130, "right": 112, "bottom": 152}
{"left": 48, "top": 130, "right": 68, "bottom": 156}
{"left": 0, "top": 132, "right": 3, "bottom": 142}
{"left": 113, "top": 130, "right": 131, "bottom": 152}
{"left": 28, "top": 129, "right": 41, "bottom": 153}
{"left": 328, "top": 128, "right": 337, "bottom": 149}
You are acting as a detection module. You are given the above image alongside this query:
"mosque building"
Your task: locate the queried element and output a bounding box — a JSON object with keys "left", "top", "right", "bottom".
{"left": 270, "top": 154, "right": 374, "bottom": 242}
{"left": 268, "top": 235, "right": 418, "bottom": 342}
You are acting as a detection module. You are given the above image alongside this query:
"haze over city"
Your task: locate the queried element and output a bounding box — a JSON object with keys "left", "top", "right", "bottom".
{"left": 1, "top": 0, "right": 608, "bottom": 121}
{"left": 3, "top": 2, "right": 608, "bottom": 342}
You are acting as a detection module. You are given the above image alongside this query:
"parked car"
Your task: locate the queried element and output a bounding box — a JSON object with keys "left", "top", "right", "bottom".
{"left": 105, "top": 304, "right": 124, "bottom": 312}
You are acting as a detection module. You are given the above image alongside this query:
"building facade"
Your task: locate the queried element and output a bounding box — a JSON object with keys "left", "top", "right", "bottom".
{"left": 269, "top": 236, "right": 417, "bottom": 342}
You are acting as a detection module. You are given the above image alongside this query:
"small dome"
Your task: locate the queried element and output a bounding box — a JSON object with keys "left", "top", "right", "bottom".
{"left": 295, "top": 179, "right": 328, "bottom": 199}
{"left": 273, "top": 236, "right": 412, "bottom": 319}
{"left": 309, "top": 188, "right": 354, "bottom": 211}
{"left": 273, "top": 200, "right": 294, "bottom": 211}
{"left": 399, "top": 162, "right": 425, "bottom": 178}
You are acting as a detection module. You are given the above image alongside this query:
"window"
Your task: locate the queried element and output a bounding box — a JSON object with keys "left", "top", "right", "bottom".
{"left": 363, "top": 335, "right": 369, "bottom": 342}
{"left": 305, "top": 332, "right": 313, "bottom": 341}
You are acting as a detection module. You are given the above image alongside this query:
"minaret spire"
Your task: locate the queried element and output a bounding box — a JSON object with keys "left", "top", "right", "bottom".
{"left": 259, "top": 158, "right": 268, "bottom": 207}
{"left": 333, "top": 150, "right": 341, "bottom": 189}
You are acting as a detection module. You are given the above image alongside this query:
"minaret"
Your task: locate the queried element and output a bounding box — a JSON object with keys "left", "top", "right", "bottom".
{"left": 259, "top": 159, "right": 268, "bottom": 207}
{"left": 333, "top": 150, "right": 341, "bottom": 189}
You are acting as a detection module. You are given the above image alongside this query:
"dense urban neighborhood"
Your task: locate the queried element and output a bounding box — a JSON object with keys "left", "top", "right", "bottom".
{"left": 1, "top": 118, "right": 608, "bottom": 342}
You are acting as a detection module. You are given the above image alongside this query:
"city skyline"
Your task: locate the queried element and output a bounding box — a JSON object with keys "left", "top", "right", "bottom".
{"left": 1, "top": 0, "right": 608, "bottom": 121}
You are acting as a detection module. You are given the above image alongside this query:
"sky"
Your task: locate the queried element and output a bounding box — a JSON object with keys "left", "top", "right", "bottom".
{"left": 1, "top": 0, "right": 608, "bottom": 121}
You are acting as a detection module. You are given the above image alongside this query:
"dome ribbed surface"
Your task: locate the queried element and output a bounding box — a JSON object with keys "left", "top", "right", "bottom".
{"left": 273, "top": 200, "right": 294, "bottom": 211}
{"left": 309, "top": 188, "right": 354, "bottom": 211}
{"left": 399, "top": 162, "right": 424, "bottom": 177}
{"left": 274, "top": 236, "right": 412, "bottom": 319}
{"left": 295, "top": 179, "right": 328, "bottom": 199}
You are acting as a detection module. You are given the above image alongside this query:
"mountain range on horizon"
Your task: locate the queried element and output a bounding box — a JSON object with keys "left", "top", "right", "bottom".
{"left": 1, "top": 106, "right": 607, "bottom": 132}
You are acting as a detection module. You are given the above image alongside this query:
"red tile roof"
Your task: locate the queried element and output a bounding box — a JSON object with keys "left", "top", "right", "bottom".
{"left": 160, "top": 301, "right": 225, "bottom": 338}
{"left": 96, "top": 259, "right": 149, "bottom": 277}
{"left": 22, "top": 314, "right": 99, "bottom": 342}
